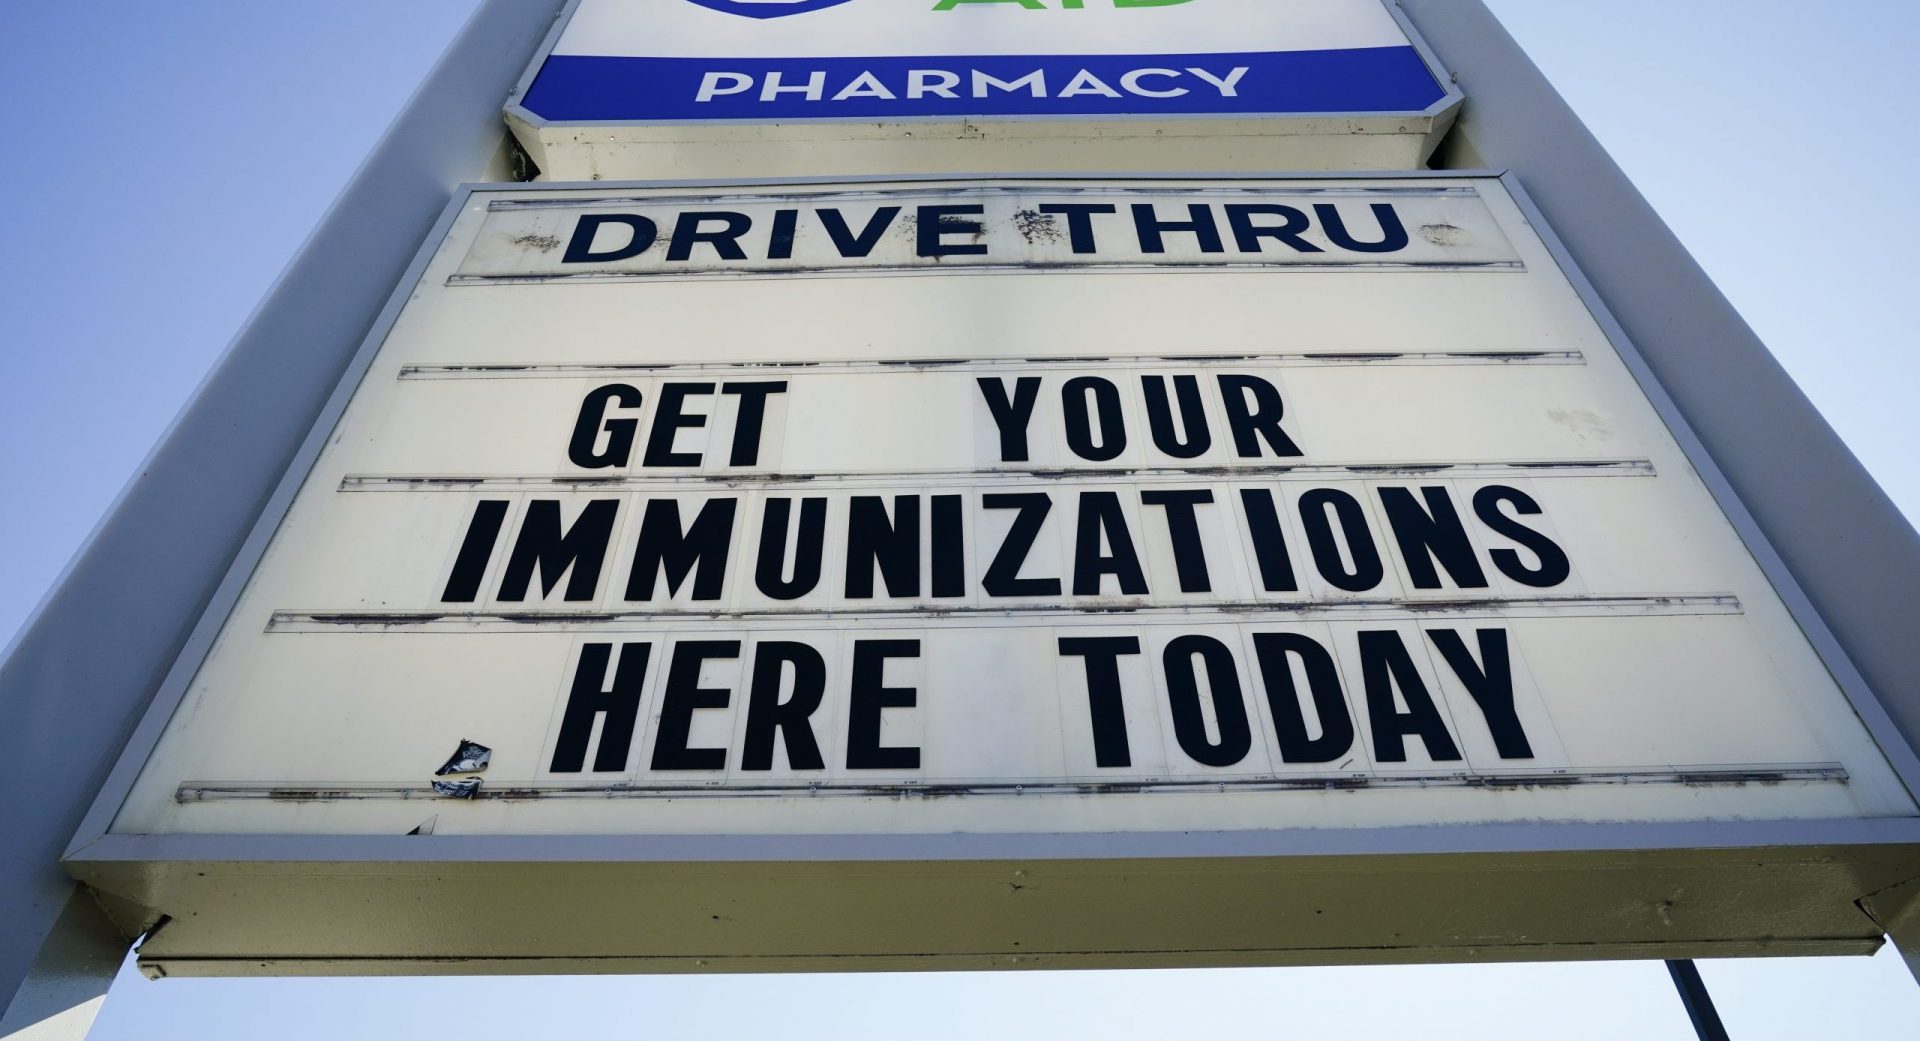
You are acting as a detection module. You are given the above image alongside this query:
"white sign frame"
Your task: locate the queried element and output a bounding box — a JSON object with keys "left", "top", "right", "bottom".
{"left": 63, "top": 171, "right": 1920, "bottom": 976}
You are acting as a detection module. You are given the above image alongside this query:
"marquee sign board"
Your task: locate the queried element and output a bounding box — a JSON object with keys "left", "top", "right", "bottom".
{"left": 66, "top": 175, "right": 1920, "bottom": 976}
{"left": 505, "top": 0, "right": 1463, "bottom": 180}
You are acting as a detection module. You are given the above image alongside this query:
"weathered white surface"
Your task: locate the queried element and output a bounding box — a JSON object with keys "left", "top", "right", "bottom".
{"left": 107, "top": 178, "right": 1917, "bottom": 841}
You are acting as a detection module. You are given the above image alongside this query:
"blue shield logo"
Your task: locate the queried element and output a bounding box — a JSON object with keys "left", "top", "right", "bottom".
{"left": 685, "top": 0, "right": 858, "bottom": 18}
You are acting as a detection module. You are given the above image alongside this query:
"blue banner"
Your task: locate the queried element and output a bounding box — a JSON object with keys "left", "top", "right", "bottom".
{"left": 521, "top": 47, "right": 1445, "bottom": 122}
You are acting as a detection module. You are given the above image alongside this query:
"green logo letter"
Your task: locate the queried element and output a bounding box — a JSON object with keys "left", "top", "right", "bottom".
{"left": 933, "top": 0, "right": 1047, "bottom": 9}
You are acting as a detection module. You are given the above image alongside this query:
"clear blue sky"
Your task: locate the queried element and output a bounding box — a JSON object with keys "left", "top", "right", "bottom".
{"left": 1, "top": 1, "right": 1915, "bottom": 1038}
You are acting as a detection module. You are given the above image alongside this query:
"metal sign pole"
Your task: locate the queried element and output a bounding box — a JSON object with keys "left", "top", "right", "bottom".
{"left": 1665, "top": 961, "right": 1732, "bottom": 1041}
{"left": 0, "top": 0, "right": 567, "bottom": 1033}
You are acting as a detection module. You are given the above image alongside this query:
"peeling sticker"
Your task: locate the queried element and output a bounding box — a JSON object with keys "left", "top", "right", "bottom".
{"left": 435, "top": 739, "right": 492, "bottom": 776}
{"left": 431, "top": 778, "right": 483, "bottom": 799}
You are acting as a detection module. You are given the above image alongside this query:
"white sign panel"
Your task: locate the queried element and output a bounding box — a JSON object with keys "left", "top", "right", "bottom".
{"left": 105, "top": 178, "right": 1916, "bottom": 845}
{"left": 516, "top": 0, "right": 1446, "bottom": 124}
{"left": 504, "top": 0, "right": 1462, "bottom": 179}
{"left": 458, "top": 185, "right": 1518, "bottom": 281}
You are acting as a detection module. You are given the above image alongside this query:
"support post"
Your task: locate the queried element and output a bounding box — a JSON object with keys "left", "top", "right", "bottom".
{"left": 0, "top": 0, "right": 568, "bottom": 1029}
{"left": 1898, "top": 928, "right": 1920, "bottom": 989}
{"left": 1394, "top": 0, "right": 1920, "bottom": 812}
{"left": 0, "top": 894, "right": 123, "bottom": 1041}
{"left": 1399, "top": 0, "right": 1920, "bottom": 993}
{"left": 1861, "top": 876, "right": 1920, "bottom": 986}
